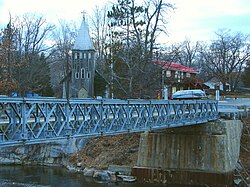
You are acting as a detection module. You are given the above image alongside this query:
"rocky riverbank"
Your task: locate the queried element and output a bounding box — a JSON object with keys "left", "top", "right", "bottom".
{"left": 65, "top": 164, "right": 136, "bottom": 183}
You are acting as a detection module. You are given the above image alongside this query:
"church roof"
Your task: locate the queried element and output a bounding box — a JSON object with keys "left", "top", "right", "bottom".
{"left": 73, "top": 17, "right": 95, "bottom": 51}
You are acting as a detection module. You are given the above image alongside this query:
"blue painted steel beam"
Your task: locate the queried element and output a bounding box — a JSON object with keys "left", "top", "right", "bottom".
{"left": 0, "top": 97, "right": 218, "bottom": 147}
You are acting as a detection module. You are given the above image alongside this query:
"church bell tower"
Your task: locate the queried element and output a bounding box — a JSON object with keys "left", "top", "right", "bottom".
{"left": 71, "top": 13, "right": 95, "bottom": 98}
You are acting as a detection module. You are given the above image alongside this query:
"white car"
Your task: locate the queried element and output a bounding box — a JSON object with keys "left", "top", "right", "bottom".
{"left": 172, "top": 89, "right": 207, "bottom": 100}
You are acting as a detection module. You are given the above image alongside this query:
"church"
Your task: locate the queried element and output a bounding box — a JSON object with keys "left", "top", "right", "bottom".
{"left": 63, "top": 14, "right": 95, "bottom": 98}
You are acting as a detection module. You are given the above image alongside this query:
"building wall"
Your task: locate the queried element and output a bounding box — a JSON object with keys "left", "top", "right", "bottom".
{"left": 71, "top": 50, "right": 95, "bottom": 98}
{"left": 164, "top": 69, "right": 198, "bottom": 98}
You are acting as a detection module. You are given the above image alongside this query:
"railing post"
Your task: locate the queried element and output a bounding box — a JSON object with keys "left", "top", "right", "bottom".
{"left": 100, "top": 100, "right": 104, "bottom": 133}
{"left": 20, "top": 99, "right": 28, "bottom": 140}
{"left": 10, "top": 104, "right": 17, "bottom": 138}
{"left": 65, "top": 100, "right": 72, "bottom": 136}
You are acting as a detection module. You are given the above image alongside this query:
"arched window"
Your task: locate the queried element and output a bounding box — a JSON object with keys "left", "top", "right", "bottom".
{"left": 75, "top": 72, "right": 79, "bottom": 79}
{"left": 81, "top": 68, "right": 85, "bottom": 79}
{"left": 87, "top": 72, "right": 91, "bottom": 79}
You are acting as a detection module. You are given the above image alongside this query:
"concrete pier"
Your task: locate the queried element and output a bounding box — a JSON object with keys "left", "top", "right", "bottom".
{"left": 132, "top": 120, "right": 243, "bottom": 186}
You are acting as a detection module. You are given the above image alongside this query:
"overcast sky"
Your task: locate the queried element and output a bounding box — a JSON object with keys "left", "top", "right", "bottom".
{"left": 0, "top": 0, "right": 249, "bottom": 43}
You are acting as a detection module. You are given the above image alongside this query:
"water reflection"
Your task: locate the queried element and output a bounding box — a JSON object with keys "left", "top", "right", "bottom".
{"left": 0, "top": 165, "right": 170, "bottom": 187}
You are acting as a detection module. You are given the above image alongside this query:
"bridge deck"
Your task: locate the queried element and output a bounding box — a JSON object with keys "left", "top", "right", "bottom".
{"left": 0, "top": 97, "right": 218, "bottom": 147}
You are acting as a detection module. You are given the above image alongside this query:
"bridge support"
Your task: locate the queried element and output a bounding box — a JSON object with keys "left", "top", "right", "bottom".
{"left": 132, "top": 120, "right": 243, "bottom": 187}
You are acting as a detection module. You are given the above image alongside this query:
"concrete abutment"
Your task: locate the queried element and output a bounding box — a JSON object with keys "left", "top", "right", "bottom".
{"left": 132, "top": 120, "right": 243, "bottom": 186}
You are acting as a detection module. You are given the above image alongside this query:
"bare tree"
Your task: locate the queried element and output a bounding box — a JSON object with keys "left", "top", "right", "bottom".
{"left": 143, "top": 0, "right": 174, "bottom": 59}
{"left": 106, "top": 0, "right": 174, "bottom": 98}
{"left": 199, "top": 29, "right": 250, "bottom": 91}
{"left": 51, "top": 20, "right": 77, "bottom": 97}
{"left": 13, "top": 13, "right": 55, "bottom": 95}
{"left": 163, "top": 39, "right": 200, "bottom": 68}
{"left": 0, "top": 13, "right": 55, "bottom": 96}
{"left": 91, "top": 6, "right": 109, "bottom": 67}
{"left": 90, "top": 6, "right": 111, "bottom": 97}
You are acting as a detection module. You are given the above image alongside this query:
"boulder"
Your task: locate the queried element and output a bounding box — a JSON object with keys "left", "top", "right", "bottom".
{"left": 93, "top": 170, "right": 110, "bottom": 181}
{"left": 83, "top": 168, "right": 95, "bottom": 177}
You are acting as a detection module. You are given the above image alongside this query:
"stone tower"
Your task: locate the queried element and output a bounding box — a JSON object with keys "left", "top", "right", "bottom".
{"left": 71, "top": 15, "right": 95, "bottom": 98}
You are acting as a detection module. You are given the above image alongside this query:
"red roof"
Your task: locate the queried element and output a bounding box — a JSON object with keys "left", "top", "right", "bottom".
{"left": 153, "top": 60, "right": 199, "bottom": 73}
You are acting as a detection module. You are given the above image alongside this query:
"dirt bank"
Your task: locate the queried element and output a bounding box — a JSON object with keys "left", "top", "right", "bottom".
{"left": 69, "top": 133, "right": 140, "bottom": 169}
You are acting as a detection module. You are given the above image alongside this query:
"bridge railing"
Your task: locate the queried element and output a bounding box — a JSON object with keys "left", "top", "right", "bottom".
{"left": 0, "top": 97, "right": 218, "bottom": 146}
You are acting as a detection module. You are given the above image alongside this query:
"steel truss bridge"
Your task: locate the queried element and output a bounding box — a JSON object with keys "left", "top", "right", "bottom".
{"left": 0, "top": 97, "right": 218, "bottom": 147}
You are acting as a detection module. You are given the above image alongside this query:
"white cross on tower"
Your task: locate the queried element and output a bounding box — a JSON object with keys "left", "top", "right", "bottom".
{"left": 81, "top": 11, "right": 87, "bottom": 21}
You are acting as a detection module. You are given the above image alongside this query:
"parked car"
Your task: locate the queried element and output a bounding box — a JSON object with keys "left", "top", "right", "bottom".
{"left": 172, "top": 89, "right": 207, "bottom": 100}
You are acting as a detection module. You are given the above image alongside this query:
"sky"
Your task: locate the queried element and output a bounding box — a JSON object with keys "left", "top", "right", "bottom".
{"left": 0, "top": 0, "right": 250, "bottom": 43}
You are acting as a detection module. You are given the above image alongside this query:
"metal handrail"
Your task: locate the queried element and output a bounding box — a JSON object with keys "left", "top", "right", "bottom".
{"left": 0, "top": 97, "right": 218, "bottom": 147}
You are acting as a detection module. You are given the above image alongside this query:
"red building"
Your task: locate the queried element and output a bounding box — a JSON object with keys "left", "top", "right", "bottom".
{"left": 154, "top": 60, "right": 204, "bottom": 99}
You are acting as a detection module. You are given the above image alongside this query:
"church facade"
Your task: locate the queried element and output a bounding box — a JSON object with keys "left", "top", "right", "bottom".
{"left": 68, "top": 16, "right": 95, "bottom": 98}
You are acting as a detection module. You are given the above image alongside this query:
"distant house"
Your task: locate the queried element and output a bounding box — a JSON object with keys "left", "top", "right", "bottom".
{"left": 204, "top": 79, "right": 231, "bottom": 91}
{"left": 154, "top": 60, "right": 206, "bottom": 99}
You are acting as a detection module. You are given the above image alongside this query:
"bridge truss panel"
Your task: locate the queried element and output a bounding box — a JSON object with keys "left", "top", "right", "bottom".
{"left": 0, "top": 97, "right": 218, "bottom": 147}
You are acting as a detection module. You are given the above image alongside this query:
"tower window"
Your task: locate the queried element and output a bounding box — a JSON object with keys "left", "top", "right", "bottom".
{"left": 81, "top": 68, "right": 85, "bottom": 79}
{"left": 84, "top": 53, "right": 86, "bottom": 59}
{"left": 79, "top": 52, "right": 82, "bottom": 59}
{"left": 74, "top": 53, "right": 77, "bottom": 59}
{"left": 75, "top": 72, "right": 79, "bottom": 79}
{"left": 87, "top": 72, "right": 91, "bottom": 79}
{"left": 88, "top": 53, "right": 91, "bottom": 59}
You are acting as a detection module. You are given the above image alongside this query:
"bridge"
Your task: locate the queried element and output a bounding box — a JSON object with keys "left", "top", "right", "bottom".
{"left": 0, "top": 97, "right": 218, "bottom": 147}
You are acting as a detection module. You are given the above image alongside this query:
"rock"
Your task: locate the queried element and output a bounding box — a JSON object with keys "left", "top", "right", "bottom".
{"left": 83, "top": 168, "right": 95, "bottom": 177}
{"left": 117, "top": 175, "right": 137, "bottom": 182}
{"left": 0, "top": 138, "right": 88, "bottom": 166}
{"left": 66, "top": 165, "right": 76, "bottom": 171}
{"left": 76, "top": 162, "right": 82, "bottom": 167}
{"left": 109, "top": 173, "right": 117, "bottom": 182}
{"left": 108, "top": 165, "right": 132, "bottom": 175}
{"left": 0, "top": 157, "right": 18, "bottom": 164}
{"left": 93, "top": 170, "right": 110, "bottom": 181}
{"left": 66, "top": 165, "right": 81, "bottom": 172}
{"left": 234, "top": 178, "right": 242, "bottom": 185}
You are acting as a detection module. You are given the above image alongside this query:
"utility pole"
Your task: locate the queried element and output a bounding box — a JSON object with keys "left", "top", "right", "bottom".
{"left": 65, "top": 53, "right": 70, "bottom": 100}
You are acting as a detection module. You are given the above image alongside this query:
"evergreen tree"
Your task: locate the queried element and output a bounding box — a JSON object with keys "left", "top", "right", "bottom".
{"left": 242, "top": 61, "right": 250, "bottom": 87}
{"left": 94, "top": 72, "right": 107, "bottom": 97}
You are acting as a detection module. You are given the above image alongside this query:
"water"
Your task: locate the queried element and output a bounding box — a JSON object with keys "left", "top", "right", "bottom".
{"left": 0, "top": 165, "right": 168, "bottom": 187}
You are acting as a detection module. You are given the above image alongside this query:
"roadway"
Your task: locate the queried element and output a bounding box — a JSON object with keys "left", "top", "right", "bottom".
{"left": 218, "top": 98, "right": 250, "bottom": 118}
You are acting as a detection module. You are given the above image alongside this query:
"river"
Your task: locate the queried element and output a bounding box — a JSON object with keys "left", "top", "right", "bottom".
{"left": 0, "top": 165, "right": 170, "bottom": 187}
